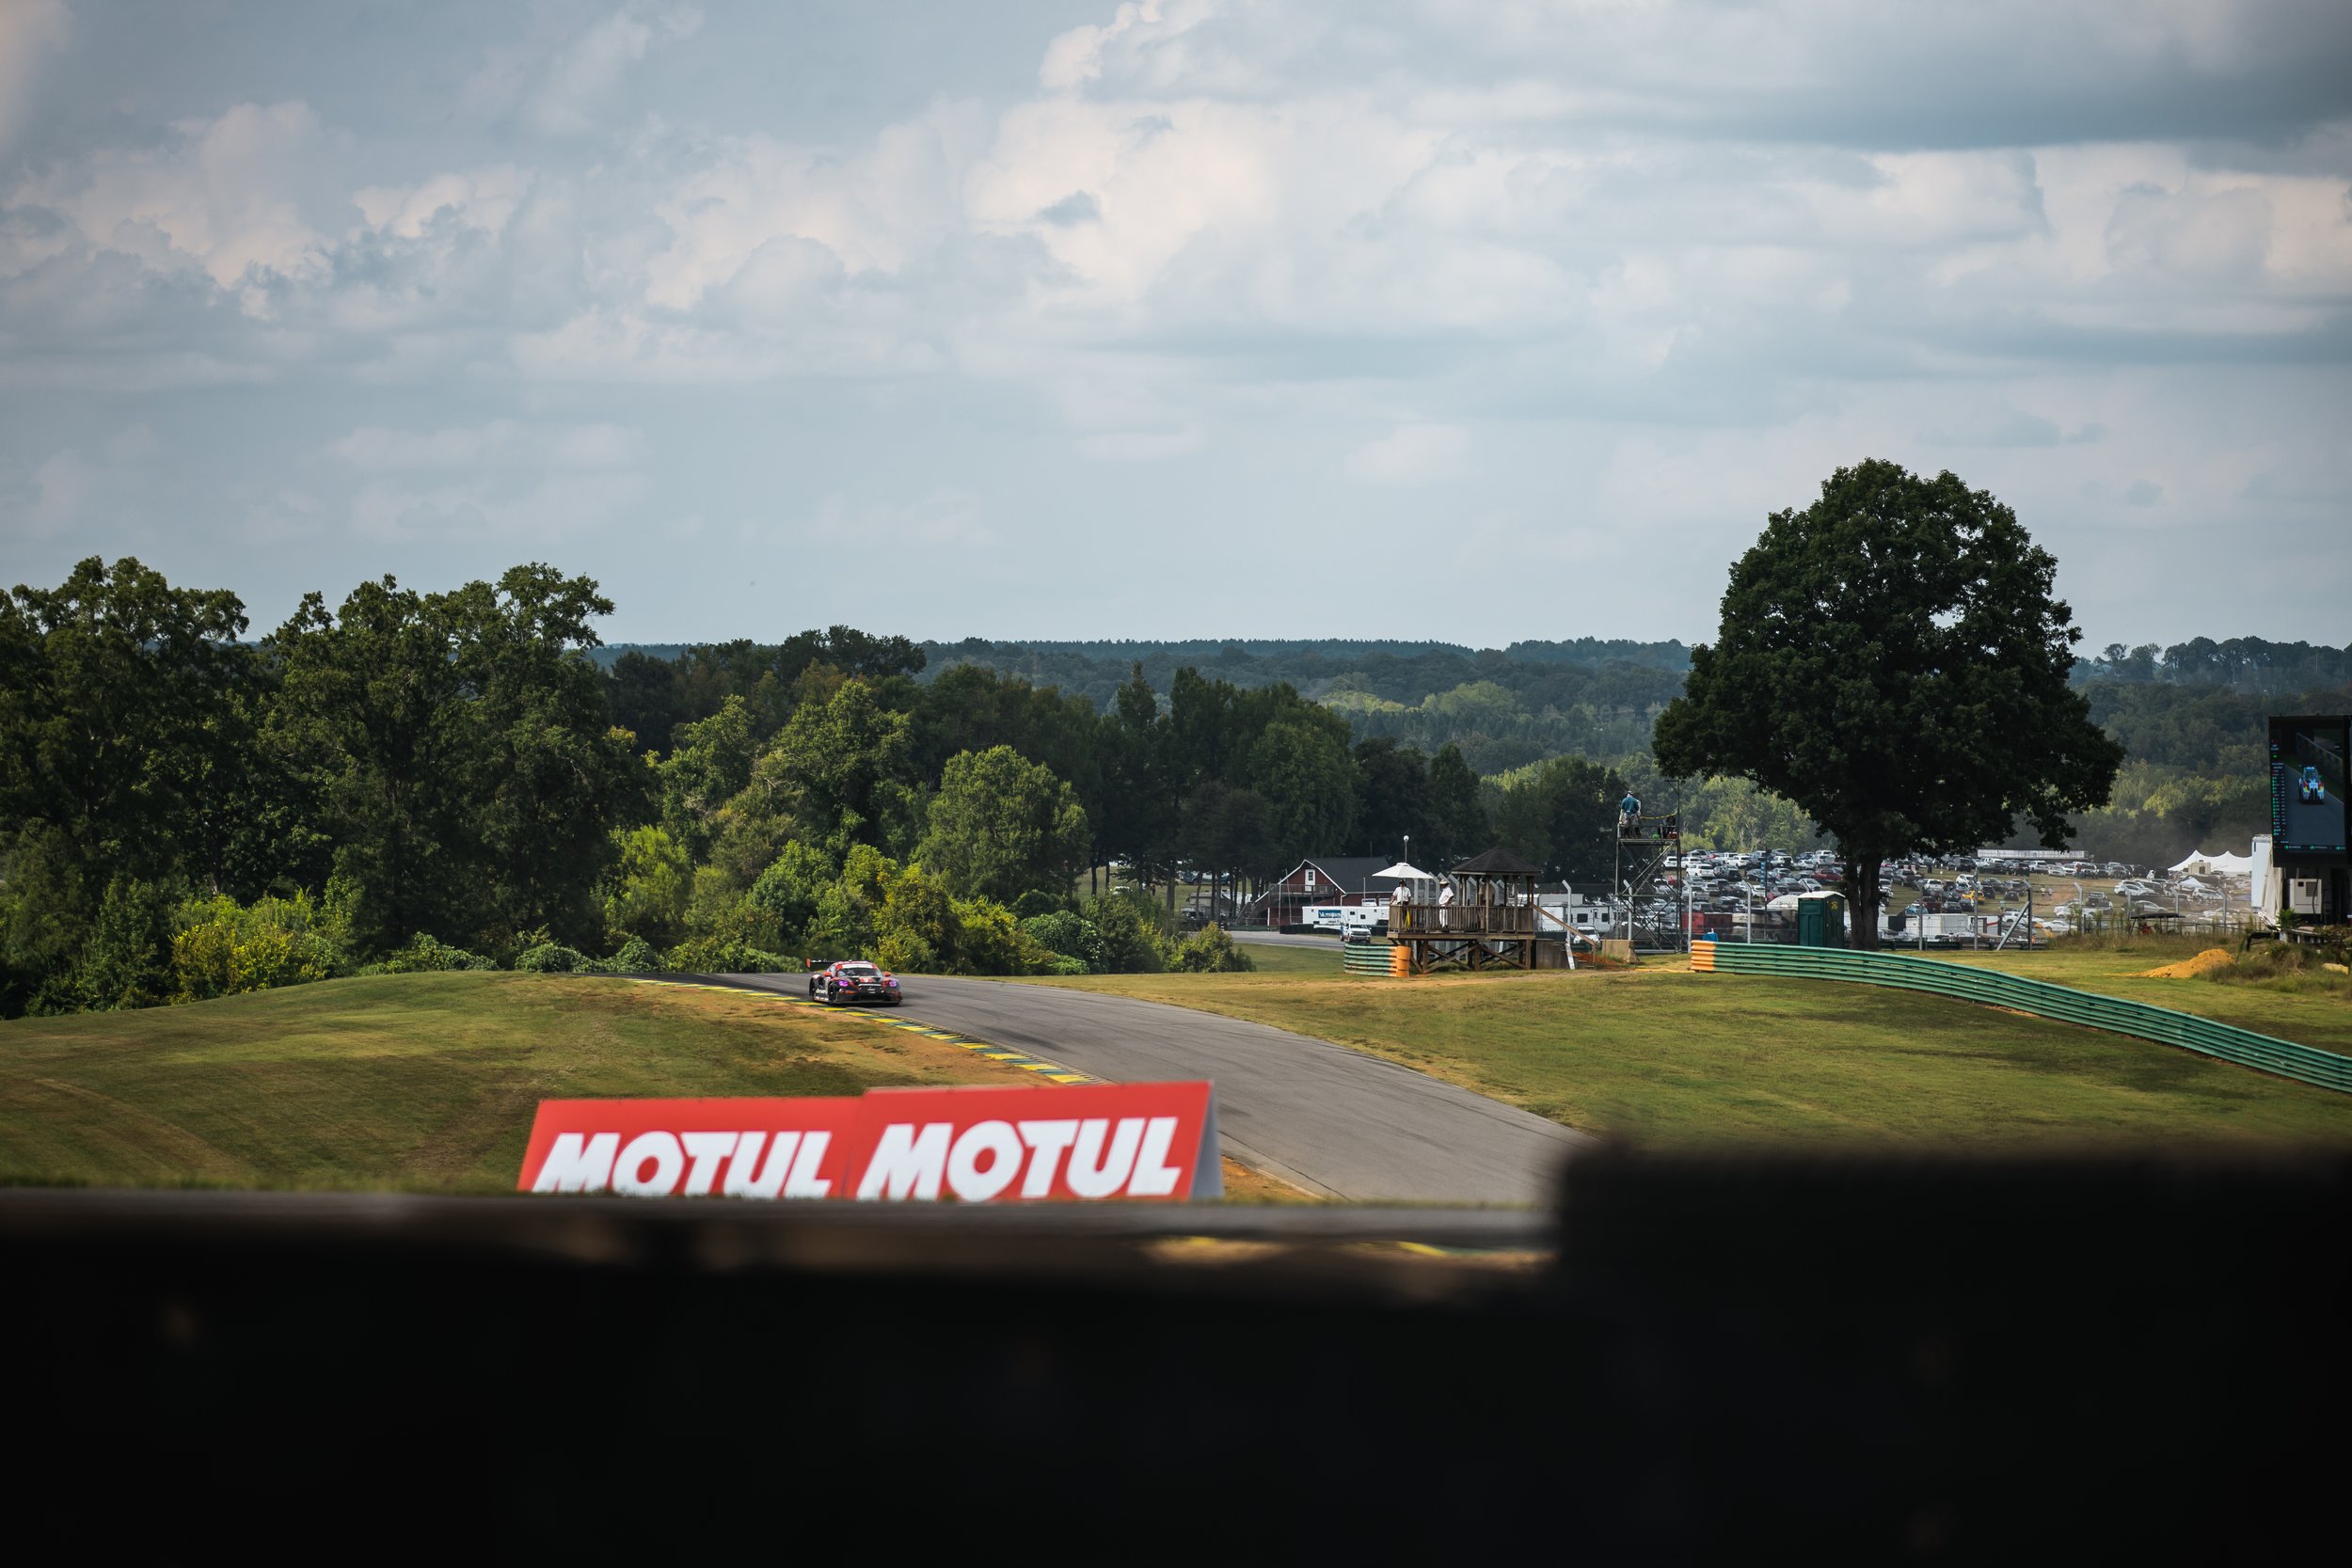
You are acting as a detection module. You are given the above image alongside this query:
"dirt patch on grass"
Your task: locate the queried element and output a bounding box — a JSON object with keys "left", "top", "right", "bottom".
{"left": 2138, "top": 948, "right": 2236, "bottom": 979}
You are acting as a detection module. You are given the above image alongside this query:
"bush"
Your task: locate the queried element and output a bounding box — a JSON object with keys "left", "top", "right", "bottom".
{"left": 664, "top": 937, "right": 791, "bottom": 974}
{"left": 1021, "top": 911, "right": 1105, "bottom": 973}
{"left": 1087, "top": 894, "right": 1173, "bottom": 974}
{"left": 1175, "top": 924, "right": 1255, "bottom": 974}
{"left": 949, "top": 895, "right": 1054, "bottom": 976}
{"left": 1012, "top": 889, "right": 1066, "bottom": 919}
{"left": 370, "top": 932, "right": 497, "bottom": 974}
{"left": 593, "top": 935, "right": 668, "bottom": 974}
{"left": 171, "top": 893, "right": 343, "bottom": 1003}
{"left": 514, "top": 942, "right": 590, "bottom": 974}
{"left": 1045, "top": 954, "right": 1092, "bottom": 976}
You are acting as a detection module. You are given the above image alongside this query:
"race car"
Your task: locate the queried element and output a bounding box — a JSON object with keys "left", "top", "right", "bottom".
{"left": 2300, "top": 766, "right": 2328, "bottom": 804}
{"left": 809, "top": 959, "right": 902, "bottom": 1006}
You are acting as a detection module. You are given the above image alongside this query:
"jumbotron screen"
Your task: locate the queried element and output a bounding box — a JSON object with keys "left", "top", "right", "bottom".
{"left": 2269, "top": 716, "right": 2350, "bottom": 857}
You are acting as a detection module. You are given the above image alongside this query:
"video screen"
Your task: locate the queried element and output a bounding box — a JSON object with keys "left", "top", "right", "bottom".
{"left": 2269, "top": 716, "right": 2350, "bottom": 856}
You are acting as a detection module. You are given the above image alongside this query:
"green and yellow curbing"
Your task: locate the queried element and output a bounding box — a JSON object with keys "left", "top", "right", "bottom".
{"left": 621, "top": 977, "right": 1097, "bottom": 1084}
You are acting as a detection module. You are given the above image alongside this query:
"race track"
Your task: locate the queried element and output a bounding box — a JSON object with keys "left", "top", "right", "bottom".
{"left": 722, "top": 972, "right": 1589, "bottom": 1203}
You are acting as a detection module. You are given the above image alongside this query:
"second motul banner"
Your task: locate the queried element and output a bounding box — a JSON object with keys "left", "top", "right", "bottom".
{"left": 518, "top": 1081, "right": 1222, "bottom": 1202}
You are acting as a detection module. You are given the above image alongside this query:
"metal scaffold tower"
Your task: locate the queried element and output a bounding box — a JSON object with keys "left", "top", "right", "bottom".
{"left": 1613, "top": 810, "right": 1681, "bottom": 950}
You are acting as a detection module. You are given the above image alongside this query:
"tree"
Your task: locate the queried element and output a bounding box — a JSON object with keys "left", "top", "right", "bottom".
{"left": 1095, "top": 664, "right": 1178, "bottom": 895}
{"left": 915, "top": 745, "right": 1090, "bottom": 906}
{"left": 267, "top": 564, "right": 640, "bottom": 953}
{"left": 1490, "top": 756, "right": 1626, "bottom": 883}
{"left": 1680, "top": 776, "right": 1822, "bottom": 852}
{"left": 1422, "top": 743, "right": 1489, "bottom": 869}
{"left": 602, "top": 826, "right": 693, "bottom": 950}
{"left": 0, "top": 556, "right": 249, "bottom": 885}
{"left": 1351, "top": 738, "right": 1428, "bottom": 860}
{"left": 658, "top": 695, "right": 758, "bottom": 859}
{"left": 723, "top": 678, "right": 918, "bottom": 870}
{"left": 1653, "top": 460, "right": 2123, "bottom": 948}
{"left": 1247, "top": 719, "right": 1358, "bottom": 864}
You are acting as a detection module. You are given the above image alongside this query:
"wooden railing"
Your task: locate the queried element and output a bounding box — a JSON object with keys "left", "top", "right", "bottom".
{"left": 1391, "top": 903, "right": 1540, "bottom": 937}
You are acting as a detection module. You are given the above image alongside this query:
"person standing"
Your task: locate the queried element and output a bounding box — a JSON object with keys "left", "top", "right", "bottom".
{"left": 1438, "top": 879, "right": 1455, "bottom": 930}
{"left": 1390, "top": 879, "right": 1411, "bottom": 932}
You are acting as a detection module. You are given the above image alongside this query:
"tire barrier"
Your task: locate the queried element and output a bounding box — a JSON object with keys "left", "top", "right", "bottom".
{"left": 1691, "top": 940, "right": 2352, "bottom": 1095}
{"left": 1342, "top": 940, "right": 1409, "bottom": 976}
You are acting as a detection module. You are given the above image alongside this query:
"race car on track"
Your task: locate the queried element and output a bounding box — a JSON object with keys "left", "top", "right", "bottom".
{"left": 809, "top": 959, "right": 902, "bottom": 1006}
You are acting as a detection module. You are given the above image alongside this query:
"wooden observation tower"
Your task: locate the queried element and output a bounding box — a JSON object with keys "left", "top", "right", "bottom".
{"left": 1388, "top": 847, "right": 1549, "bottom": 974}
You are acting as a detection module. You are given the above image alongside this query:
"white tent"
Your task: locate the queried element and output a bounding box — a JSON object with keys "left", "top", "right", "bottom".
{"left": 2169, "top": 850, "right": 2253, "bottom": 877}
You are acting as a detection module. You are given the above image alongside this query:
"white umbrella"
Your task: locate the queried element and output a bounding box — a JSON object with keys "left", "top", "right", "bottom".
{"left": 1373, "top": 861, "right": 1435, "bottom": 881}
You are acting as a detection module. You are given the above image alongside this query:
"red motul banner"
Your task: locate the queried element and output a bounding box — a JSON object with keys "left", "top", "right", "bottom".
{"left": 517, "top": 1082, "right": 1221, "bottom": 1202}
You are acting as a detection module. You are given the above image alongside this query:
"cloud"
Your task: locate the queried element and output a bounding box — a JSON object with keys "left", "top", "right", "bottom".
{"left": 2, "top": 1, "right": 2348, "bottom": 645}
{"left": 328, "top": 420, "right": 644, "bottom": 470}
{"left": 531, "top": 2, "right": 703, "bottom": 135}
{"left": 11, "top": 101, "right": 342, "bottom": 293}
{"left": 0, "top": 422, "right": 162, "bottom": 539}
{"left": 352, "top": 167, "right": 529, "bottom": 240}
{"left": 799, "top": 487, "right": 997, "bottom": 550}
{"left": 347, "top": 468, "right": 651, "bottom": 543}
{"left": 0, "top": 0, "right": 68, "bottom": 155}
{"left": 1345, "top": 421, "right": 1467, "bottom": 483}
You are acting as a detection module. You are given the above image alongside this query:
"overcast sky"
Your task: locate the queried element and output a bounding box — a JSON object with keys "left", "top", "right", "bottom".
{"left": 3, "top": 0, "right": 2348, "bottom": 650}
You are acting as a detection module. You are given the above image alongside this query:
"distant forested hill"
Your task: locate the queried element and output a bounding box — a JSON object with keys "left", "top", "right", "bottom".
{"left": 597, "top": 631, "right": 2349, "bottom": 863}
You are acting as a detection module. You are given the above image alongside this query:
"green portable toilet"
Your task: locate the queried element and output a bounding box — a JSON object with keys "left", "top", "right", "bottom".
{"left": 1796, "top": 894, "right": 1848, "bottom": 949}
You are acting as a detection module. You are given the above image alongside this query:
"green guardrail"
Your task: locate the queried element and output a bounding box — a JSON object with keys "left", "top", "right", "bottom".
{"left": 1695, "top": 942, "right": 2352, "bottom": 1095}
{"left": 1342, "top": 941, "right": 1397, "bottom": 976}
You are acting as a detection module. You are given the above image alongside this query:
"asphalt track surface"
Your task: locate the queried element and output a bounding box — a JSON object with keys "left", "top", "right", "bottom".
{"left": 722, "top": 973, "right": 1589, "bottom": 1204}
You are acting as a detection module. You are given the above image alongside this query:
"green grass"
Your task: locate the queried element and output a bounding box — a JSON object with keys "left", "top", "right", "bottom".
{"left": 1229, "top": 938, "right": 1343, "bottom": 977}
{"left": 1018, "top": 960, "right": 2352, "bottom": 1148}
{"left": 1936, "top": 940, "right": 2352, "bottom": 1054}
{"left": 0, "top": 973, "right": 1038, "bottom": 1192}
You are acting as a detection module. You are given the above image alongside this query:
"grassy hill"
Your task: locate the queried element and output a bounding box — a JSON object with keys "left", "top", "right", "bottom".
{"left": 0, "top": 974, "right": 1039, "bottom": 1192}
{"left": 1029, "top": 944, "right": 2352, "bottom": 1147}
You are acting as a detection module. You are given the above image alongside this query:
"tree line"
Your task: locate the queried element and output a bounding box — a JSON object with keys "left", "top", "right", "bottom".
{"left": 1, "top": 559, "right": 1633, "bottom": 1019}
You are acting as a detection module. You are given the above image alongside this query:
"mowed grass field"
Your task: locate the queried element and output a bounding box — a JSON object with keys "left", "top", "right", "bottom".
{"left": 1034, "top": 940, "right": 2352, "bottom": 1147}
{"left": 1941, "top": 940, "right": 2352, "bottom": 1052}
{"left": 0, "top": 973, "right": 1043, "bottom": 1192}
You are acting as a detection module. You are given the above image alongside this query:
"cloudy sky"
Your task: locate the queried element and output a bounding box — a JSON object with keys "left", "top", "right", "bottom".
{"left": 2, "top": 0, "right": 2348, "bottom": 649}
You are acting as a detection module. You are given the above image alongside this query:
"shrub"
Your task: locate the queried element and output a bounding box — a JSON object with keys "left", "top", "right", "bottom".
{"left": 1175, "top": 924, "right": 1255, "bottom": 974}
{"left": 170, "top": 893, "right": 342, "bottom": 1003}
{"left": 593, "top": 935, "right": 668, "bottom": 974}
{"left": 1087, "top": 894, "right": 1173, "bottom": 974}
{"left": 664, "top": 937, "right": 790, "bottom": 974}
{"left": 1046, "top": 954, "right": 1091, "bottom": 976}
{"left": 949, "top": 895, "right": 1053, "bottom": 976}
{"left": 1012, "top": 889, "right": 1067, "bottom": 920}
{"left": 514, "top": 942, "right": 589, "bottom": 974}
{"left": 371, "top": 932, "right": 496, "bottom": 974}
{"left": 1021, "top": 911, "right": 1104, "bottom": 972}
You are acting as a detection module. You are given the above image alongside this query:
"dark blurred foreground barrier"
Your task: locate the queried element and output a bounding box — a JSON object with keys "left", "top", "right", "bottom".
{"left": 1692, "top": 940, "right": 2352, "bottom": 1093}
{"left": 7, "top": 1154, "right": 2344, "bottom": 1558}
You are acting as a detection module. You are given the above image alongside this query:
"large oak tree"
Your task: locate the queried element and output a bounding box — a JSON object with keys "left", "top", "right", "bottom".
{"left": 1653, "top": 460, "right": 2122, "bottom": 948}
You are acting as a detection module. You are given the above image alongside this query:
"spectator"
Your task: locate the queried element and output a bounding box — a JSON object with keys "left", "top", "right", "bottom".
{"left": 1438, "top": 880, "right": 1455, "bottom": 930}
